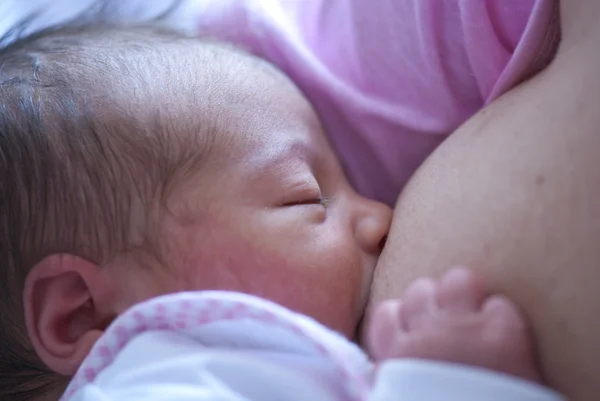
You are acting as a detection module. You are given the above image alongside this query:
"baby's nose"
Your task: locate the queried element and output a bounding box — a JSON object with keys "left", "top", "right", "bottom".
{"left": 355, "top": 198, "right": 393, "bottom": 254}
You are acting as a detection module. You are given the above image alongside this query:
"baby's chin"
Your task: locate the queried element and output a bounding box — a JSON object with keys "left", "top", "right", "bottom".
{"left": 355, "top": 267, "right": 380, "bottom": 336}
{"left": 351, "top": 293, "right": 372, "bottom": 343}
{"left": 351, "top": 311, "right": 367, "bottom": 344}
{"left": 355, "top": 288, "right": 381, "bottom": 347}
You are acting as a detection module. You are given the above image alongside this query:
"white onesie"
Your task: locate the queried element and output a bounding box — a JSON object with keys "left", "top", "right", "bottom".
{"left": 60, "top": 291, "right": 565, "bottom": 401}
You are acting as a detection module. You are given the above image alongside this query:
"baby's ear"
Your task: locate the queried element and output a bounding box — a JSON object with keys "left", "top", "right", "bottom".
{"left": 23, "top": 254, "right": 117, "bottom": 375}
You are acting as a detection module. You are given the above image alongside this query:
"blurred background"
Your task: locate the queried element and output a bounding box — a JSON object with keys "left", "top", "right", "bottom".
{"left": 0, "top": 0, "right": 203, "bottom": 43}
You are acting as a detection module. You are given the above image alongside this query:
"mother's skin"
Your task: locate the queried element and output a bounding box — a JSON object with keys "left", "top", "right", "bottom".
{"left": 368, "top": 1, "right": 600, "bottom": 400}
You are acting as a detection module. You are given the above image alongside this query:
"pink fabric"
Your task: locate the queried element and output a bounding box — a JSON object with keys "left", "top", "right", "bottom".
{"left": 197, "top": 0, "right": 557, "bottom": 205}
{"left": 60, "top": 291, "right": 371, "bottom": 401}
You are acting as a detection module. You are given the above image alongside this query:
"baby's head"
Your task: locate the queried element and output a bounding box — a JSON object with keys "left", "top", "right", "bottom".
{"left": 0, "top": 21, "right": 391, "bottom": 400}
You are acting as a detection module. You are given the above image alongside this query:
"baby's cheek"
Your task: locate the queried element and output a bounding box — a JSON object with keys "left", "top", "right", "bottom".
{"left": 284, "top": 265, "right": 363, "bottom": 336}
{"left": 179, "top": 240, "right": 263, "bottom": 292}
{"left": 245, "top": 255, "right": 360, "bottom": 335}
{"left": 178, "top": 232, "right": 361, "bottom": 335}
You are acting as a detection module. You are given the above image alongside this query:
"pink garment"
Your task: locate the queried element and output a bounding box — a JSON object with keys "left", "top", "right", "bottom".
{"left": 197, "top": 0, "right": 559, "bottom": 205}
{"left": 60, "top": 291, "right": 371, "bottom": 401}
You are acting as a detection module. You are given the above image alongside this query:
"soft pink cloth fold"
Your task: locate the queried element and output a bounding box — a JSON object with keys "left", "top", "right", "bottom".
{"left": 197, "top": 0, "right": 557, "bottom": 204}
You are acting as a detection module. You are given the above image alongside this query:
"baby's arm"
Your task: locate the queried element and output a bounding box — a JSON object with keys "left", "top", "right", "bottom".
{"left": 366, "top": 268, "right": 565, "bottom": 401}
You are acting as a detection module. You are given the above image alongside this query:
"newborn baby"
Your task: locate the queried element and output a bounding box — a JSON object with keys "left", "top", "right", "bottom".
{"left": 0, "top": 22, "right": 561, "bottom": 401}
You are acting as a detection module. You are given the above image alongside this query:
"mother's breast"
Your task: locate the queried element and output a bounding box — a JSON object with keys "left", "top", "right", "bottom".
{"left": 366, "top": 51, "right": 600, "bottom": 401}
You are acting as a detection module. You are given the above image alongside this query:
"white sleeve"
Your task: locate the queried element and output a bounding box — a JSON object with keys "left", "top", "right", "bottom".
{"left": 69, "top": 331, "right": 342, "bottom": 401}
{"left": 370, "top": 359, "right": 565, "bottom": 401}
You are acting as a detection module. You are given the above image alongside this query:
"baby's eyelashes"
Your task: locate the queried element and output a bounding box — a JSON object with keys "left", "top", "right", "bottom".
{"left": 282, "top": 196, "right": 328, "bottom": 208}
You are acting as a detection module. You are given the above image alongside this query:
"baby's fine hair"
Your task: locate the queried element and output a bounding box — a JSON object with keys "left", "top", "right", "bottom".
{"left": 0, "top": 6, "right": 255, "bottom": 400}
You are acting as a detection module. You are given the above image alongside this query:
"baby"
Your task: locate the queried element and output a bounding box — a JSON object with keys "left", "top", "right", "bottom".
{"left": 0, "top": 21, "right": 561, "bottom": 401}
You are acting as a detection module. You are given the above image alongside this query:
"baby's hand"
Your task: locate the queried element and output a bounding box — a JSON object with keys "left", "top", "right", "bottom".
{"left": 366, "top": 268, "right": 542, "bottom": 382}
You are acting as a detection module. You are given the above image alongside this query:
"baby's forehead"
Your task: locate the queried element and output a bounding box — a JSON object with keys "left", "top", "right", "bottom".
{"left": 68, "top": 36, "right": 320, "bottom": 193}
{"left": 110, "top": 38, "right": 306, "bottom": 125}
{"left": 116, "top": 39, "right": 316, "bottom": 149}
